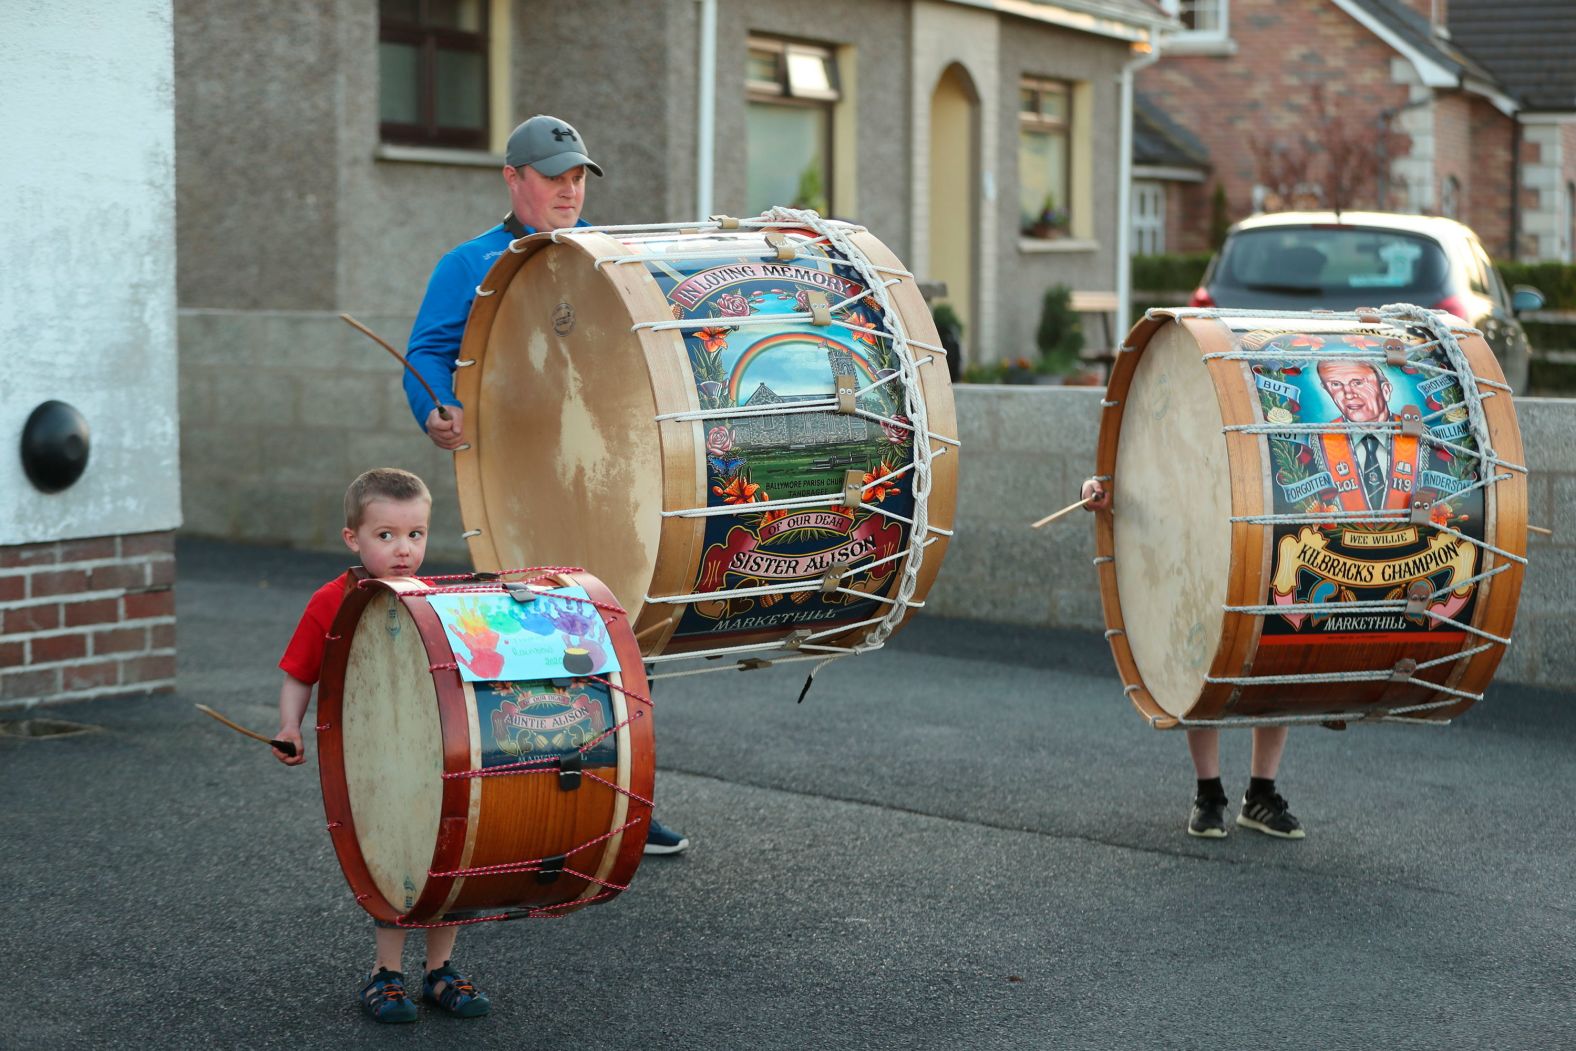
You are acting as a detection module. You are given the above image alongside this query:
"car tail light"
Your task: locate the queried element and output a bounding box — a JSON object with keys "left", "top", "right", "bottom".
{"left": 1433, "top": 295, "right": 1470, "bottom": 322}
{"left": 1188, "top": 286, "right": 1216, "bottom": 308}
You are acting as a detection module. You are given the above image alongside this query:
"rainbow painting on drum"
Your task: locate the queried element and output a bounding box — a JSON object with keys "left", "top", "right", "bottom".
{"left": 428, "top": 586, "right": 622, "bottom": 682}
{"left": 1240, "top": 325, "right": 1488, "bottom": 640}
{"left": 633, "top": 231, "right": 916, "bottom": 643}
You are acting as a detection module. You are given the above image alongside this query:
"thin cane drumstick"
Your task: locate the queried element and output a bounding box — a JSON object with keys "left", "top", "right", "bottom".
{"left": 338, "top": 313, "right": 452, "bottom": 421}
{"left": 194, "top": 704, "right": 298, "bottom": 757}
{"left": 1029, "top": 496, "right": 1093, "bottom": 529}
{"left": 1529, "top": 524, "right": 1553, "bottom": 537}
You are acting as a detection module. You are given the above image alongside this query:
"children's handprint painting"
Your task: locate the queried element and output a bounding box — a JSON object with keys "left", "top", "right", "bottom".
{"left": 428, "top": 585, "right": 622, "bottom": 682}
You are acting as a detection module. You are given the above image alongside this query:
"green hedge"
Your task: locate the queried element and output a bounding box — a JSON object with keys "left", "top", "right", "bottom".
{"left": 1131, "top": 253, "right": 1213, "bottom": 295}
{"left": 1498, "top": 262, "right": 1576, "bottom": 310}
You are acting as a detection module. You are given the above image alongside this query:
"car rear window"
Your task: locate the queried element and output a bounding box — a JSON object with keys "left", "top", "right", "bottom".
{"left": 1215, "top": 227, "right": 1449, "bottom": 296}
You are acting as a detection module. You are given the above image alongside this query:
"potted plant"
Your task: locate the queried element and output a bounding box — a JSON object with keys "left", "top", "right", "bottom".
{"left": 1028, "top": 194, "right": 1069, "bottom": 239}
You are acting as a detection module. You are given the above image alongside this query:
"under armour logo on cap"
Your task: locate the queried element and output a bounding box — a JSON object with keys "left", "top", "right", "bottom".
{"left": 505, "top": 115, "right": 604, "bottom": 177}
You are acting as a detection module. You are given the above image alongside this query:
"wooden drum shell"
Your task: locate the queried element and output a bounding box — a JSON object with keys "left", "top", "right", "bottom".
{"left": 1095, "top": 310, "right": 1526, "bottom": 727}
{"left": 317, "top": 571, "right": 653, "bottom": 924}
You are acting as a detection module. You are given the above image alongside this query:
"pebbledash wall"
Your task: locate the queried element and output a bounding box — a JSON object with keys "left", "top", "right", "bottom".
{"left": 0, "top": 4, "right": 181, "bottom": 710}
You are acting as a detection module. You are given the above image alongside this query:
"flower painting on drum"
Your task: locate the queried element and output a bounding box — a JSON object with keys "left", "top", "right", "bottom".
{"left": 1239, "top": 324, "right": 1489, "bottom": 640}
{"left": 633, "top": 230, "right": 918, "bottom": 643}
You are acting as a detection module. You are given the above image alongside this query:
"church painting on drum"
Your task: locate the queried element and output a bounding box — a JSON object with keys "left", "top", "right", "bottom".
{"left": 643, "top": 235, "right": 914, "bottom": 640}
{"left": 1242, "top": 327, "right": 1486, "bottom": 640}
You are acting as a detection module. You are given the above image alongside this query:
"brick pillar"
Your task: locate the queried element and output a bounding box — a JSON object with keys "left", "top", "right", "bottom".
{"left": 0, "top": 532, "right": 177, "bottom": 708}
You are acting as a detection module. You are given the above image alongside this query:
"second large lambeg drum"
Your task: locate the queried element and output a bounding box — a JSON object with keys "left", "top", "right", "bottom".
{"left": 1095, "top": 306, "right": 1527, "bottom": 727}
{"left": 453, "top": 217, "right": 958, "bottom": 659}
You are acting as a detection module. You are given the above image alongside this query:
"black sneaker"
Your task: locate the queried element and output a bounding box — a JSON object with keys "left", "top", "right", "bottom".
{"left": 1237, "top": 792, "right": 1306, "bottom": 839}
{"left": 1188, "top": 795, "right": 1229, "bottom": 838}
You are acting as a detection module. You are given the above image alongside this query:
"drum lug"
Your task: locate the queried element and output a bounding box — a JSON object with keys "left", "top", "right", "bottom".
{"left": 1389, "top": 657, "right": 1419, "bottom": 682}
{"left": 535, "top": 854, "right": 567, "bottom": 884}
{"left": 820, "top": 561, "right": 850, "bottom": 593}
{"left": 556, "top": 751, "right": 583, "bottom": 791}
{"left": 1400, "top": 412, "right": 1424, "bottom": 438}
{"left": 764, "top": 232, "right": 796, "bottom": 261}
{"left": 504, "top": 581, "right": 538, "bottom": 603}
{"left": 1384, "top": 337, "right": 1408, "bottom": 367}
{"left": 784, "top": 629, "right": 813, "bottom": 650}
{"left": 1410, "top": 497, "right": 1435, "bottom": 526}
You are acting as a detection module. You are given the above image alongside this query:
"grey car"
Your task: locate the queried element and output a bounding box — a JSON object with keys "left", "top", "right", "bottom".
{"left": 1191, "top": 211, "right": 1545, "bottom": 391}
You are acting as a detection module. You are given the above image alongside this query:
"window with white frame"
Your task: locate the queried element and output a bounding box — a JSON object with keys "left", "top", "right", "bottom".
{"left": 379, "top": 0, "right": 490, "bottom": 150}
{"left": 746, "top": 37, "right": 840, "bottom": 216}
{"left": 1160, "top": 0, "right": 1230, "bottom": 47}
{"left": 1132, "top": 181, "right": 1165, "bottom": 254}
{"left": 1019, "top": 77, "right": 1072, "bottom": 238}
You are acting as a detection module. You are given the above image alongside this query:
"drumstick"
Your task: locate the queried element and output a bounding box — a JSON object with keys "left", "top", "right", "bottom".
{"left": 1029, "top": 496, "right": 1093, "bottom": 529}
{"left": 194, "top": 703, "right": 298, "bottom": 758}
{"left": 1529, "top": 524, "right": 1553, "bottom": 537}
{"left": 338, "top": 313, "right": 452, "bottom": 421}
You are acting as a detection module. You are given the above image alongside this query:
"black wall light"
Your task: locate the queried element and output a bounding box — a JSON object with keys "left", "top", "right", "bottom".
{"left": 21, "top": 400, "right": 91, "bottom": 494}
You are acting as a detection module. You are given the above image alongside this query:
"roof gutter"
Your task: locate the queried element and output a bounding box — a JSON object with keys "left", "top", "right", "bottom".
{"left": 942, "top": 0, "right": 1170, "bottom": 42}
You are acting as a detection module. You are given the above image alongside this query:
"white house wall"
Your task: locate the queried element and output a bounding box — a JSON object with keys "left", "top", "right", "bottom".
{"left": 0, "top": 1, "right": 180, "bottom": 545}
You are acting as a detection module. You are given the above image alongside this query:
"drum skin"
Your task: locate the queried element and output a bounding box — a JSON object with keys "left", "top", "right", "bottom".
{"left": 1095, "top": 309, "right": 1526, "bottom": 726}
{"left": 317, "top": 570, "right": 653, "bottom": 924}
{"left": 452, "top": 227, "right": 957, "bottom": 657}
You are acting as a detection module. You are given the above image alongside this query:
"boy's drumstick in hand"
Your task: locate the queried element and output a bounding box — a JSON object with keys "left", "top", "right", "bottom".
{"left": 194, "top": 703, "right": 299, "bottom": 758}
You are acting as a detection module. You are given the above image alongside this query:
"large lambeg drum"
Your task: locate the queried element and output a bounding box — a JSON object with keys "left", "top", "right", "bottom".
{"left": 452, "top": 215, "right": 957, "bottom": 661}
{"left": 1096, "top": 307, "right": 1526, "bottom": 727}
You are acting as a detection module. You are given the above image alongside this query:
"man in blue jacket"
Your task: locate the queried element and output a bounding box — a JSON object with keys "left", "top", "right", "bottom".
{"left": 404, "top": 114, "right": 690, "bottom": 856}
{"left": 405, "top": 114, "right": 597, "bottom": 450}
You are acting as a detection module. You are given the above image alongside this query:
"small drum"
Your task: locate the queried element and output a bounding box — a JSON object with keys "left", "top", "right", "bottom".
{"left": 452, "top": 214, "right": 957, "bottom": 660}
{"left": 1096, "top": 307, "right": 1527, "bottom": 727}
{"left": 316, "top": 569, "right": 653, "bottom": 925}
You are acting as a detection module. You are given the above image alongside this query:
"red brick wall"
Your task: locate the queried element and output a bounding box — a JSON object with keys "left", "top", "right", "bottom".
{"left": 1466, "top": 98, "right": 1517, "bottom": 257}
{"left": 1139, "top": 0, "right": 1415, "bottom": 246}
{"left": 0, "top": 532, "right": 176, "bottom": 707}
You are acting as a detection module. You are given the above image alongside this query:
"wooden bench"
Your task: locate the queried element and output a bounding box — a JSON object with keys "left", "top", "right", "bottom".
{"left": 1070, "top": 290, "right": 1121, "bottom": 371}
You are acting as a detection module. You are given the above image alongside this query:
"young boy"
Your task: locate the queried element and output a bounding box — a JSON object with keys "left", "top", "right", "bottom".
{"left": 272, "top": 467, "right": 493, "bottom": 1023}
{"left": 1079, "top": 477, "right": 1304, "bottom": 840}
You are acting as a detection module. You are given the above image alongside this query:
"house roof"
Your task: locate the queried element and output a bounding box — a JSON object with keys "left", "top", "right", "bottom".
{"left": 1133, "top": 93, "right": 1210, "bottom": 171}
{"left": 1338, "top": 0, "right": 1498, "bottom": 86}
{"left": 1449, "top": 0, "right": 1576, "bottom": 112}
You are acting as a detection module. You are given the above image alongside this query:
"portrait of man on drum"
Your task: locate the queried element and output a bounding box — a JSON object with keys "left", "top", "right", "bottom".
{"left": 1313, "top": 358, "right": 1430, "bottom": 512}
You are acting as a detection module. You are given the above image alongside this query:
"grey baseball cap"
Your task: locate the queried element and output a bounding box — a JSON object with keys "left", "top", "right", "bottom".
{"left": 505, "top": 115, "right": 604, "bottom": 177}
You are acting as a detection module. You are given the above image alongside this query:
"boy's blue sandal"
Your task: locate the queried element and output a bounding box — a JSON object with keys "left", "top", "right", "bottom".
{"left": 361, "top": 968, "right": 418, "bottom": 1024}
{"left": 423, "top": 962, "right": 492, "bottom": 1017}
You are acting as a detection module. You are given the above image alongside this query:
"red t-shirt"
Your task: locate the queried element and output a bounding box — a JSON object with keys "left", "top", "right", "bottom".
{"left": 279, "top": 572, "right": 356, "bottom": 685}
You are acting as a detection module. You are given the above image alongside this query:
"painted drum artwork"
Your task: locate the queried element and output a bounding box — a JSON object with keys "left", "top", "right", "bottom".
{"left": 316, "top": 569, "right": 653, "bottom": 925}
{"left": 452, "top": 216, "right": 957, "bottom": 661}
{"left": 1095, "top": 307, "right": 1527, "bottom": 727}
